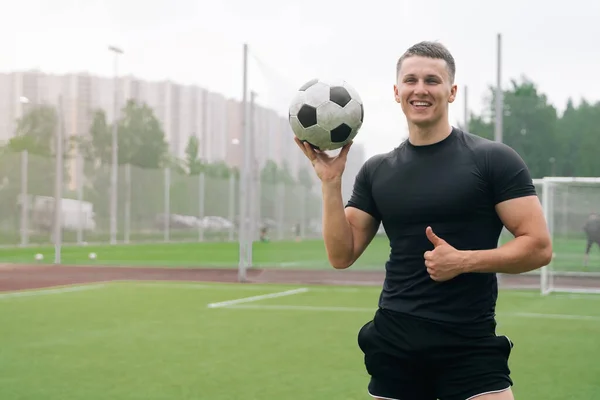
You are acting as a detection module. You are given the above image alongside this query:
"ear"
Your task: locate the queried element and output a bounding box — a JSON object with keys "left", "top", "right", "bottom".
{"left": 393, "top": 84, "right": 401, "bottom": 104}
{"left": 448, "top": 84, "right": 458, "bottom": 104}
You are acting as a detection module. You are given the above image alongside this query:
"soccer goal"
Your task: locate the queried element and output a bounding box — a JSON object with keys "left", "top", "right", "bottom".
{"left": 535, "top": 177, "right": 600, "bottom": 295}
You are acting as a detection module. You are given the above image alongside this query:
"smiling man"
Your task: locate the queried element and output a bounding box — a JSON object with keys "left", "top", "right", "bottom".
{"left": 295, "top": 41, "right": 552, "bottom": 400}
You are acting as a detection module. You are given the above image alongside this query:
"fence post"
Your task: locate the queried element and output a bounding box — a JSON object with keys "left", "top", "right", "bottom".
{"left": 277, "top": 183, "right": 285, "bottom": 240}
{"left": 124, "top": 164, "right": 131, "bottom": 244}
{"left": 53, "top": 95, "right": 64, "bottom": 264}
{"left": 198, "top": 172, "right": 205, "bottom": 242}
{"left": 76, "top": 151, "right": 84, "bottom": 244}
{"left": 20, "top": 150, "right": 28, "bottom": 247}
{"left": 164, "top": 167, "right": 170, "bottom": 242}
{"left": 301, "top": 187, "right": 308, "bottom": 240}
{"left": 228, "top": 174, "right": 235, "bottom": 241}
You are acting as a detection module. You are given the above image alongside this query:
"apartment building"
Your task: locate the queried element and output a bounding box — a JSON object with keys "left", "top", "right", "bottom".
{"left": 0, "top": 70, "right": 300, "bottom": 176}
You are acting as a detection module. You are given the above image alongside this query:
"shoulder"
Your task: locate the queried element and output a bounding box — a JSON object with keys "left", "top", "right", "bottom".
{"left": 455, "top": 128, "right": 528, "bottom": 167}
{"left": 454, "top": 129, "right": 536, "bottom": 202}
{"left": 357, "top": 147, "right": 398, "bottom": 179}
{"left": 456, "top": 129, "right": 514, "bottom": 155}
{"left": 587, "top": 218, "right": 600, "bottom": 228}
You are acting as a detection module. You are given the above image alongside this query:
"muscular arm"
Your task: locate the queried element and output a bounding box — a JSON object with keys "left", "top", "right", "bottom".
{"left": 462, "top": 195, "right": 552, "bottom": 274}
{"left": 458, "top": 141, "right": 552, "bottom": 275}
{"left": 322, "top": 180, "right": 380, "bottom": 269}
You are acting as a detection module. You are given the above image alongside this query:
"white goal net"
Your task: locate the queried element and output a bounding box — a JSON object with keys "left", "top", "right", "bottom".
{"left": 536, "top": 177, "right": 600, "bottom": 295}
{"left": 498, "top": 177, "right": 600, "bottom": 294}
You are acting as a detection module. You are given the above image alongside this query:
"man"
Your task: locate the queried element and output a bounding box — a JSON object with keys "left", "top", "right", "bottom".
{"left": 583, "top": 213, "right": 600, "bottom": 267}
{"left": 295, "top": 41, "right": 552, "bottom": 400}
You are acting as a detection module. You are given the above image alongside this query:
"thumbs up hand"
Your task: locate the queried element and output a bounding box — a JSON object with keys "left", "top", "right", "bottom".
{"left": 423, "top": 226, "right": 466, "bottom": 282}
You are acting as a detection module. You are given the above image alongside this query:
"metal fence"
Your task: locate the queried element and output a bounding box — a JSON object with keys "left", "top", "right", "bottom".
{"left": 0, "top": 150, "right": 323, "bottom": 248}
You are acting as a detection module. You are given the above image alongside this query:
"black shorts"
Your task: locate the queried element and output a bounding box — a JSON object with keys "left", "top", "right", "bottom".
{"left": 357, "top": 308, "right": 513, "bottom": 400}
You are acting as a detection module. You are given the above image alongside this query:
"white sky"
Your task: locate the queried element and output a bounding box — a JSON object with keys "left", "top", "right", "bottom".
{"left": 2, "top": 0, "right": 599, "bottom": 158}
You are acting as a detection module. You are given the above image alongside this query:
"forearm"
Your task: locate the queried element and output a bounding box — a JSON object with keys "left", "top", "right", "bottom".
{"left": 462, "top": 235, "right": 553, "bottom": 274}
{"left": 321, "top": 180, "right": 354, "bottom": 268}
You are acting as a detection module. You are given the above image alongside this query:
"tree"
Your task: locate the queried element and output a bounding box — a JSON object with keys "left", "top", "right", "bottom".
{"left": 9, "top": 105, "right": 57, "bottom": 155}
{"left": 504, "top": 79, "right": 559, "bottom": 178}
{"left": 468, "top": 76, "right": 600, "bottom": 178}
{"left": 260, "top": 160, "right": 279, "bottom": 184}
{"left": 184, "top": 135, "right": 202, "bottom": 175}
{"left": 279, "top": 161, "right": 296, "bottom": 185}
{"left": 297, "top": 167, "right": 314, "bottom": 190}
{"left": 260, "top": 159, "right": 297, "bottom": 185}
{"left": 117, "top": 99, "right": 169, "bottom": 169}
{"left": 466, "top": 114, "right": 493, "bottom": 141}
{"left": 5, "top": 104, "right": 71, "bottom": 192}
{"left": 79, "top": 101, "right": 169, "bottom": 232}
{"left": 470, "top": 77, "right": 559, "bottom": 178}
{"left": 7, "top": 104, "right": 74, "bottom": 157}
{"left": 81, "top": 100, "right": 169, "bottom": 170}
{"left": 0, "top": 104, "right": 70, "bottom": 237}
{"left": 555, "top": 98, "right": 600, "bottom": 177}
{"left": 204, "top": 160, "right": 233, "bottom": 179}
{"left": 79, "top": 109, "right": 112, "bottom": 165}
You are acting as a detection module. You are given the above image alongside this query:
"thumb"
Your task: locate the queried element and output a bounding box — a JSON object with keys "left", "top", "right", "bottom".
{"left": 426, "top": 226, "right": 446, "bottom": 247}
{"left": 338, "top": 141, "right": 353, "bottom": 160}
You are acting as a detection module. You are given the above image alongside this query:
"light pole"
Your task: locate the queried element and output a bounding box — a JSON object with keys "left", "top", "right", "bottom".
{"left": 108, "top": 45, "right": 123, "bottom": 245}
{"left": 494, "top": 33, "right": 503, "bottom": 143}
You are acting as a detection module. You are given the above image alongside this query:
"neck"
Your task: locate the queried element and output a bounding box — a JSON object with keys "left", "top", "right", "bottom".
{"left": 407, "top": 119, "right": 453, "bottom": 146}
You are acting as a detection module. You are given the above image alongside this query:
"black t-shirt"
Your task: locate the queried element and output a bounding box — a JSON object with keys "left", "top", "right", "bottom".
{"left": 346, "top": 127, "right": 536, "bottom": 324}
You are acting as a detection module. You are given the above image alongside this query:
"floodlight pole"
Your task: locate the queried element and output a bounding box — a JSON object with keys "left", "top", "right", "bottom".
{"left": 109, "top": 45, "right": 123, "bottom": 245}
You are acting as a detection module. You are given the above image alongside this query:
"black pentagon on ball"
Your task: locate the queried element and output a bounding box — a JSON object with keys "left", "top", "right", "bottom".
{"left": 298, "top": 78, "right": 319, "bottom": 91}
{"left": 297, "top": 104, "right": 317, "bottom": 128}
{"left": 330, "top": 86, "right": 352, "bottom": 107}
{"left": 360, "top": 103, "right": 364, "bottom": 122}
{"left": 330, "top": 123, "right": 352, "bottom": 143}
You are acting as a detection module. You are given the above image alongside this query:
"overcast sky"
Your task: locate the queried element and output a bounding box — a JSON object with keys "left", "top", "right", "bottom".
{"left": 2, "top": 0, "right": 599, "bottom": 158}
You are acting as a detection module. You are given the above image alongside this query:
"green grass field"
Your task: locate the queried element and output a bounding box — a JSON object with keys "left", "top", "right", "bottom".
{"left": 0, "top": 234, "right": 598, "bottom": 273}
{"left": 1, "top": 281, "right": 599, "bottom": 399}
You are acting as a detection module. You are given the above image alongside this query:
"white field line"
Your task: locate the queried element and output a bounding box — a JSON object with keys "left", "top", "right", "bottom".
{"left": 548, "top": 288, "right": 600, "bottom": 295}
{"left": 506, "top": 312, "right": 600, "bottom": 321}
{"left": 228, "top": 304, "right": 375, "bottom": 312}
{"left": 0, "top": 283, "right": 106, "bottom": 300}
{"left": 219, "top": 304, "right": 600, "bottom": 322}
{"left": 126, "top": 282, "right": 600, "bottom": 298}
{"left": 265, "top": 261, "right": 326, "bottom": 268}
{"left": 206, "top": 288, "right": 309, "bottom": 309}
{"left": 505, "top": 291, "right": 600, "bottom": 300}
{"left": 123, "top": 281, "right": 373, "bottom": 293}
{"left": 29, "top": 280, "right": 600, "bottom": 299}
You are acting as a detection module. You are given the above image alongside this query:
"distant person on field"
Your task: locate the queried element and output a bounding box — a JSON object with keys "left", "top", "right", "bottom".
{"left": 294, "top": 222, "right": 301, "bottom": 242}
{"left": 583, "top": 213, "right": 600, "bottom": 267}
{"left": 260, "top": 225, "right": 269, "bottom": 243}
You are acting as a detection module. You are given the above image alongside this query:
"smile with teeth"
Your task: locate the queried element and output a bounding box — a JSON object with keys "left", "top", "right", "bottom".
{"left": 410, "top": 101, "right": 432, "bottom": 108}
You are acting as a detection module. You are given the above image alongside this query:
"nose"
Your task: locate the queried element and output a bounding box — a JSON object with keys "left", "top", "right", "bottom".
{"left": 413, "top": 80, "right": 428, "bottom": 96}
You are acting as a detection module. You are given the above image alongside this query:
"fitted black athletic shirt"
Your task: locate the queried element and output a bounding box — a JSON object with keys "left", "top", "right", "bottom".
{"left": 346, "top": 127, "right": 536, "bottom": 324}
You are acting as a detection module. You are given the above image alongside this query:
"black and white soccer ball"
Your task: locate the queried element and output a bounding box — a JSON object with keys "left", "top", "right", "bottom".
{"left": 288, "top": 78, "right": 364, "bottom": 151}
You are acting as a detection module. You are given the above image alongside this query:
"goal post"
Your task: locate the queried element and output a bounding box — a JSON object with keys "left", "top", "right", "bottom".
{"left": 536, "top": 177, "right": 600, "bottom": 295}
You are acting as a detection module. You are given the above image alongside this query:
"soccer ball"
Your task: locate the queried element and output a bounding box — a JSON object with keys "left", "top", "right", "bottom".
{"left": 288, "top": 78, "right": 364, "bottom": 151}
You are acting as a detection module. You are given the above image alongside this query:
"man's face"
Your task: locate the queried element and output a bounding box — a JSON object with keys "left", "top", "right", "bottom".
{"left": 394, "top": 56, "right": 457, "bottom": 127}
